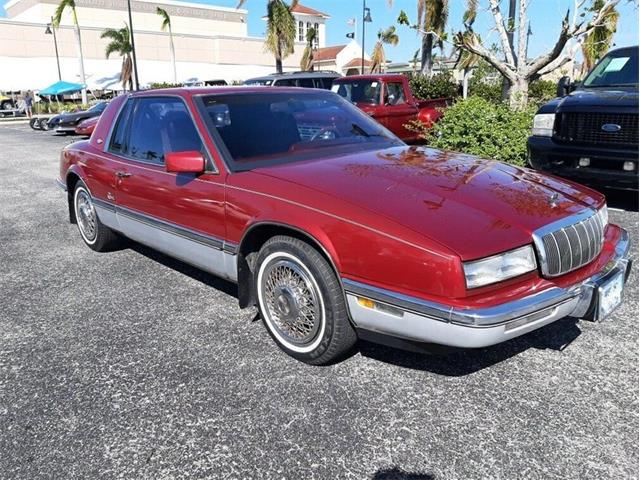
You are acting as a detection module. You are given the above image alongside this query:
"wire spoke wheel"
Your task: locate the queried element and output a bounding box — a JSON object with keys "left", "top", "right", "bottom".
{"left": 260, "top": 257, "right": 323, "bottom": 349}
{"left": 75, "top": 189, "right": 97, "bottom": 242}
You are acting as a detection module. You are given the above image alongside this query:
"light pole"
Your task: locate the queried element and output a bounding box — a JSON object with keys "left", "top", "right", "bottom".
{"left": 126, "top": 0, "right": 140, "bottom": 90}
{"left": 45, "top": 18, "right": 62, "bottom": 81}
{"left": 360, "top": 0, "right": 372, "bottom": 73}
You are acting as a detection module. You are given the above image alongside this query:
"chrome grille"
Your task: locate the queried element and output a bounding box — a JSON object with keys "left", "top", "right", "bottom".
{"left": 535, "top": 211, "right": 605, "bottom": 277}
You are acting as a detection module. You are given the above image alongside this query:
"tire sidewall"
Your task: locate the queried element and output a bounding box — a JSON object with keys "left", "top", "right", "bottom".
{"left": 73, "top": 181, "right": 98, "bottom": 246}
{"left": 255, "top": 240, "right": 338, "bottom": 361}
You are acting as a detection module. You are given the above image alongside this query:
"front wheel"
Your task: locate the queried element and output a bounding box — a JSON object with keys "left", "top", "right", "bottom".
{"left": 255, "top": 236, "right": 356, "bottom": 365}
{"left": 39, "top": 118, "right": 50, "bottom": 131}
{"left": 29, "top": 117, "right": 41, "bottom": 130}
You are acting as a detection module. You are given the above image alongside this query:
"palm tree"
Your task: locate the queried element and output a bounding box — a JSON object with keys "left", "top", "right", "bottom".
{"left": 237, "top": 0, "right": 299, "bottom": 74}
{"left": 157, "top": 7, "right": 178, "bottom": 84}
{"left": 417, "top": 0, "right": 448, "bottom": 76}
{"left": 101, "top": 25, "right": 133, "bottom": 91}
{"left": 300, "top": 27, "right": 317, "bottom": 71}
{"left": 581, "top": 0, "right": 619, "bottom": 75}
{"left": 52, "top": 0, "right": 87, "bottom": 104}
{"left": 370, "top": 26, "right": 399, "bottom": 74}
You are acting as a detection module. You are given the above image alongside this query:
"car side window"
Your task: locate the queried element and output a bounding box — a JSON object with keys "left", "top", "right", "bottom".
{"left": 386, "top": 83, "right": 406, "bottom": 105}
{"left": 108, "top": 99, "right": 134, "bottom": 154}
{"left": 297, "top": 78, "right": 314, "bottom": 88}
{"left": 127, "top": 97, "right": 203, "bottom": 165}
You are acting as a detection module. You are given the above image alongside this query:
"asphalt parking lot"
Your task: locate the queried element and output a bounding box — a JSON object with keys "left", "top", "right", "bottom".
{"left": 0, "top": 123, "right": 638, "bottom": 480}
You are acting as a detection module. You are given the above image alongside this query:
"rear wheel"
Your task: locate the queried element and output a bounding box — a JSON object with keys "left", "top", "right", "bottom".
{"left": 73, "top": 180, "right": 120, "bottom": 252}
{"left": 255, "top": 236, "right": 356, "bottom": 365}
{"left": 39, "top": 118, "right": 50, "bottom": 131}
{"left": 29, "top": 117, "right": 41, "bottom": 130}
{"left": 0, "top": 100, "right": 13, "bottom": 110}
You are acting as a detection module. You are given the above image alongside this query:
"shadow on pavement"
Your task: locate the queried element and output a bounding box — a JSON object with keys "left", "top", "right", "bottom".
{"left": 372, "top": 467, "right": 436, "bottom": 479}
{"left": 358, "top": 317, "right": 582, "bottom": 375}
{"left": 129, "top": 242, "right": 238, "bottom": 298}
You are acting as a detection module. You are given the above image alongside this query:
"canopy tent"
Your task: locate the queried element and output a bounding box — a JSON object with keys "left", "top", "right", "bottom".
{"left": 39, "top": 81, "right": 85, "bottom": 96}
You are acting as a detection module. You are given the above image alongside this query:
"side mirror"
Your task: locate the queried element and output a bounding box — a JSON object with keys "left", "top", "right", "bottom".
{"left": 165, "top": 150, "right": 205, "bottom": 174}
{"left": 556, "top": 76, "right": 572, "bottom": 97}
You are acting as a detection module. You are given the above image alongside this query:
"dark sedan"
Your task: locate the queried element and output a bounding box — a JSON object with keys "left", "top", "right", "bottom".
{"left": 47, "top": 102, "right": 108, "bottom": 134}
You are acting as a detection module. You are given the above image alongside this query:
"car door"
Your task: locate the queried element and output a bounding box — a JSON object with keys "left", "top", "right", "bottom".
{"left": 106, "top": 95, "right": 234, "bottom": 281}
{"left": 380, "top": 82, "right": 418, "bottom": 141}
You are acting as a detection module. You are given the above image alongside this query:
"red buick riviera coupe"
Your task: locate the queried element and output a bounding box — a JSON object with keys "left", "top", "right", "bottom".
{"left": 57, "top": 88, "right": 631, "bottom": 364}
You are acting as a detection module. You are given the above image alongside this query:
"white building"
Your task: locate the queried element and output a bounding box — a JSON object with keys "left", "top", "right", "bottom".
{"left": 0, "top": 0, "right": 332, "bottom": 90}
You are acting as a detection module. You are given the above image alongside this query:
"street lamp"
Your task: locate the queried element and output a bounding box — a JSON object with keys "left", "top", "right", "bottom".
{"left": 361, "top": 0, "right": 372, "bottom": 73}
{"left": 45, "top": 18, "right": 62, "bottom": 81}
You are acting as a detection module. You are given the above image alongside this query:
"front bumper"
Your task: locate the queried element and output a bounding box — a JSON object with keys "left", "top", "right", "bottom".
{"left": 344, "top": 229, "right": 631, "bottom": 349}
{"left": 528, "top": 136, "right": 638, "bottom": 190}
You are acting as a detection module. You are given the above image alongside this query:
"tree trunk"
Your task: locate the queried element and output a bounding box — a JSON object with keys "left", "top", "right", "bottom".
{"left": 169, "top": 26, "right": 177, "bottom": 84}
{"left": 420, "top": 33, "right": 433, "bottom": 76}
{"left": 508, "top": 77, "right": 529, "bottom": 109}
{"left": 73, "top": 21, "right": 88, "bottom": 105}
{"left": 462, "top": 68, "right": 470, "bottom": 99}
{"left": 275, "top": 42, "right": 283, "bottom": 74}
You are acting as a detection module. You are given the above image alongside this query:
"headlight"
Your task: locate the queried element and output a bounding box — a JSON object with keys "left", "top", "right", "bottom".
{"left": 532, "top": 113, "right": 555, "bottom": 137}
{"left": 463, "top": 245, "right": 537, "bottom": 289}
{"left": 597, "top": 204, "right": 608, "bottom": 228}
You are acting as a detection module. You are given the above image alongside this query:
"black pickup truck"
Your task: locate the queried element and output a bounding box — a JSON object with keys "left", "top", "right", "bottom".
{"left": 528, "top": 46, "right": 638, "bottom": 191}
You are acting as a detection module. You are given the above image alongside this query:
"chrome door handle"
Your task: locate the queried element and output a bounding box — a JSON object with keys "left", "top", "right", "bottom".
{"left": 115, "top": 171, "right": 131, "bottom": 178}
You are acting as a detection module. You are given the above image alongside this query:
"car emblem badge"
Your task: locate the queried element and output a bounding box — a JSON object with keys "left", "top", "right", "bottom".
{"left": 549, "top": 192, "right": 559, "bottom": 207}
{"left": 601, "top": 123, "right": 622, "bottom": 133}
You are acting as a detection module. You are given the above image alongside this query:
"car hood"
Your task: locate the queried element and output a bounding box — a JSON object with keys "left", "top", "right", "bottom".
{"left": 253, "top": 146, "right": 603, "bottom": 260}
{"left": 559, "top": 87, "right": 638, "bottom": 108}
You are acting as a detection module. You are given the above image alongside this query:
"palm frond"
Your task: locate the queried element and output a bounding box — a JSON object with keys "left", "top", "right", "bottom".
{"left": 52, "top": 0, "right": 76, "bottom": 27}
{"left": 156, "top": 7, "right": 171, "bottom": 31}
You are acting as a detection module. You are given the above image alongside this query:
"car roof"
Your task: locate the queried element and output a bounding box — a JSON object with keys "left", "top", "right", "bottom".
{"left": 334, "top": 74, "right": 406, "bottom": 82}
{"left": 245, "top": 71, "right": 341, "bottom": 82}
{"left": 129, "top": 86, "right": 336, "bottom": 98}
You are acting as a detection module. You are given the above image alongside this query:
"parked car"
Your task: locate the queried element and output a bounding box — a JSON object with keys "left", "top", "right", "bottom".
{"left": 332, "top": 74, "right": 447, "bottom": 143}
{"left": 75, "top": 116, "right": 99, "bottom": 136}
{"left": 528, "top": 46, "right": 639, "bottom": 191}
{"left": 244, "top": 71, "right": 340, "bottom": 89}
{"left": 57, "top": 87, "right": 631, "bottom": 364}
{"left": 47, "top": 101, "right": 108, "bottom": 134}
{"left": 0, "top": 94, "right": 15, "bottom": 111}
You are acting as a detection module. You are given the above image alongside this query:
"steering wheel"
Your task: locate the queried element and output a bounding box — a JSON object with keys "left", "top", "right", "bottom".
{"left": 311, "top": 126, "right": 340, "bottom": 141}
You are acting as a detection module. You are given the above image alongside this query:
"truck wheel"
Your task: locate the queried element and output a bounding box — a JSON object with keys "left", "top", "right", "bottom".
{"left": 0, "top": 100, "right": 12, "bottom": 110}
{"left": 73, "top": 180, "right": 120, "bottom": 252}
{"left": 255, "top": 235, "right": 356, "bottom": 365}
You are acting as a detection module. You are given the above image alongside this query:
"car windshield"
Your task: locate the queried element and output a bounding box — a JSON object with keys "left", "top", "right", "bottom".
{"left": 331, "top": 80, "right": 382, "bottom": 105}
{"left": 198, "top": 91, "right": 402, "bottom": 171}
{"left": 244, "top": 79, "right": 273, "bottom": 86}
{"left": 583, "top": 47, "right": 639, "bottom": 87}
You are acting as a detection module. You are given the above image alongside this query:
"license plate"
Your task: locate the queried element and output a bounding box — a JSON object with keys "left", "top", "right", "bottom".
{"left": 598, "top": 272, "right": 624, "bottom": 319}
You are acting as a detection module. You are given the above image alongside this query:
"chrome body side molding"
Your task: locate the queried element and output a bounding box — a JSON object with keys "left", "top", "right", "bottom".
{"left": 90, "top": 196, "right": 238, "bottom": 282}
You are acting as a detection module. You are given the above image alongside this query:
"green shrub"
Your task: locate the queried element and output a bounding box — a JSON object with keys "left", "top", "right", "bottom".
{"left": 149, "top": 82, "right": 182, "bottom": 89}
{"left": 468, "top": 78, "right": 503, "bottom": 103}
{"left": 528, "top": 79, "right": 557, "bottom": 104}
{"left": 409, "top": 96, "right": 536, "bottom": 166}
{"left": 408, "top": 71, "right": 459, "bottom": 100}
